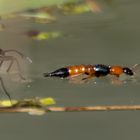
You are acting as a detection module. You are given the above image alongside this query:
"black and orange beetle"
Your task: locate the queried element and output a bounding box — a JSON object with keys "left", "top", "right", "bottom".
{"left": 43, "top": 64, "right": 134, "bottom": 79}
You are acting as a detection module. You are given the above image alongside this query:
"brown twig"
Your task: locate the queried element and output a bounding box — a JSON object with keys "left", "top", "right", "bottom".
{"left": 0, "top": 105, "right": 140, "bottom": 115}
{"left": 47, "top": 105, "right": 140, "bottom": 112}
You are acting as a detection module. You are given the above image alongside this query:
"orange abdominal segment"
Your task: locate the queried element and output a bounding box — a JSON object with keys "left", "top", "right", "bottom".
{"left": 68, "top": 65, "right": 95, "bottom": 77}
{"left": 68, "top": 65, "right": 86, "bottom": 76}
{"left": 110, "top": 66, "right": 123, "bottom": 76}
{"left": 85, "top": 65, "right": 95, "bottom": 76}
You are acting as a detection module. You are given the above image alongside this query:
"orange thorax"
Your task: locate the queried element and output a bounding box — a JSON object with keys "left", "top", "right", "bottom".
{"left": 110, "top": 66, "right": 123, "bottom": 76}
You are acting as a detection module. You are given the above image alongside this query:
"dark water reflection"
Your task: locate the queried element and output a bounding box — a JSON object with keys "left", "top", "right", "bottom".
{"left": 0, "top": 0, "right": 140, "bottom": 139}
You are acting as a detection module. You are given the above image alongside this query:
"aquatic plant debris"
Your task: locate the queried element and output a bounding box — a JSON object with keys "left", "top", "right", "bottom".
{"left": 19, "top": 11, "right": 56, "bottom": 23}
{"left": 26, "top": 30, "right": 62, "bottom": 40}
{"left": 57, "top": 1, "right": 101, "bottom": 15}
{"left": 0, "top": 99, "right": 140, "bottom": 115}
{"left": 0, "top": 97, "right": 56, "bottom": 107}
{"left": 39, "top": 97, "right": 56, "bottom": 106}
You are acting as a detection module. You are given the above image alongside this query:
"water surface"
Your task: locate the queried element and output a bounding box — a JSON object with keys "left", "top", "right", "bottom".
{"left": 0, "top": 0, "right": 140, "bottom": 139}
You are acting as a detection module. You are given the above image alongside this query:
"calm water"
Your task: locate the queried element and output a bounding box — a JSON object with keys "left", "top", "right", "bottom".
{"left": 0, "top": 0, "right": 140, "bottom": 140}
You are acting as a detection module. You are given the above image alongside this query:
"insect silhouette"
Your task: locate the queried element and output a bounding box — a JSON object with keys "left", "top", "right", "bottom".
{"left": 0, "top": 48, "right": 32, "bottom": 101}
{"left": 43, "top": 64, "right": 134, "bottom": 80}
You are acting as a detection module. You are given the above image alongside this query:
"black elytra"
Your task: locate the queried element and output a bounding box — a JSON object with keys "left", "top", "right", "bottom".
{"left": 94, "top": 64, "right": 110, "bottom": 77}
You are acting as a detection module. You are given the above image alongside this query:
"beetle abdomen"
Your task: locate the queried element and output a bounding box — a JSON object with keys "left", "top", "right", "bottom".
{"left": 44, "top": 67, "right": 69, "bottom": 78}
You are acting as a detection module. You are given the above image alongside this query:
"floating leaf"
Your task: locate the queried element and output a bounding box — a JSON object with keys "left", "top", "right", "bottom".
{"left": 0, "top": 97, "right": 56, "bottom": 107}
{"left": 19, "top": 11, "right": 56, "bottom": 23}
{"left": 39, "top": 97, "right": 56, "bottom": 106}
{"left": 0, "top": 100, "right": 17, "bottom": 107}
{"left": 26, "top": 30, "right": 62, "bottom": 40}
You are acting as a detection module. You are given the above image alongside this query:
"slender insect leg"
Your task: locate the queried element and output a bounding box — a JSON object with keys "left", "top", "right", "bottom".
{"left": 4, "top": 50, "right": 24, "bottom": 58}
{"left": 0, "top": 56, "right": 26, "bottom": 80}
{"left": 11, "top": 56, "right": 26, "bottom": 80}
{"left": 82, "top": 75, "right": 94, "bottom": 80}
{"left": 0, "top": 60, "right": 4, "bottom": 68}
{"left": 0, "top": 77, "right": 11, "bottom": 101}
{"left": 6, "top": 59, "right": 14, "bottom": 72}
{"left": 4, "top": 50, "right": 32, "bottom": 63}
{"left": 0, "top": 56, "right": 14, "bottom": 72}
{"left": 0, "top": 57, "right": 7, "bottom": 71}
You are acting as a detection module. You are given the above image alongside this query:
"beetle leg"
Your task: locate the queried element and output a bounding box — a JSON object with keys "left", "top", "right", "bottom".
{"left": 82, "top": 73, "right": 94, "bottom": 80}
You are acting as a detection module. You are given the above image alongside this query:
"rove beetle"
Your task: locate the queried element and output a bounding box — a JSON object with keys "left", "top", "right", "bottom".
{"left": 43, "top": 64, "right": 134, "bottom": 79}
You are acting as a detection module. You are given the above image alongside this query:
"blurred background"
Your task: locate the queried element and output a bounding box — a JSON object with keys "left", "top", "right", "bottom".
{"left": 0, "top": 0, "right": 140, "bottom": 140}
{"left": 0, "top": 0, "right": 79, "bottom": 14}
